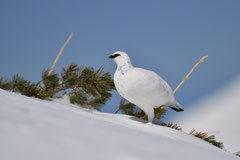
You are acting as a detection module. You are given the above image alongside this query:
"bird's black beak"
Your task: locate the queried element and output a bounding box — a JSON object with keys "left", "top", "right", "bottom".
{"left": 108, "top": 54, "right": 120, "bottom": 59}
{"left": 109, "top": 55, "right": 114, "bottom": 59}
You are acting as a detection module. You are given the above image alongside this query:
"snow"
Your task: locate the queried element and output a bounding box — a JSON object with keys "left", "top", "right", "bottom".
{"left": 173, "top": 77, "right": 240, "bottom": 153}
{"left": 0, "top": 89, "right": 238, "bottom": 160}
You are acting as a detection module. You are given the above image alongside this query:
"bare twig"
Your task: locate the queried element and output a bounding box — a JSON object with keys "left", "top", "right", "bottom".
{"left": 158, "top": 55, "right": 208, "bottom": 109}
{"left": 48, "top": 32, "right": 73, "bottom": 76}
{"left": 173, "top": 55, "right": 208, "bottom": 94}
{"left": 114, "top": 98, "right": 127, "bottom": 114}
{"left": 40, "top": 32, "right": 73, "bottom": 88}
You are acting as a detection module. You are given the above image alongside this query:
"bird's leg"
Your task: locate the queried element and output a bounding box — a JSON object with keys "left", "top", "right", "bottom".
{"left": 146, "top": 117, "right": 153, "bottom": 126}
{"left": 142, "top": 108, "right": 154, "bottom": 125}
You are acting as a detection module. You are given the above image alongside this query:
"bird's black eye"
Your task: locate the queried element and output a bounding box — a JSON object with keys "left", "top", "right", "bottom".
{"left": 109, "top": 54, "right": 121, "bottom": 59}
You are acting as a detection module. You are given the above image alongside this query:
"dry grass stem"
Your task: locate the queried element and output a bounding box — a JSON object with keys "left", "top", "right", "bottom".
{"left": 159, "top": 55, "right": 208, "bottom": 109}
{"left": 173, "top": 55, "right": 208, "bottom": 94}
{"left": 48, "top": 32, "right": 74, "bottom": 76}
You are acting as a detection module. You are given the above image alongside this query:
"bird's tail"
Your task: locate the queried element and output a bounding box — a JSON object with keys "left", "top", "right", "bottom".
{"left": 168, "top": 101, "right": 184, "bottom": 112}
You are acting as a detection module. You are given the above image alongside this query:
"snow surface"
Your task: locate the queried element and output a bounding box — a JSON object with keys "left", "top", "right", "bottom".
{"left": 173, "top": 77, "right": 240, "bottom": 153}
{"left": 0, "top": 89, "right": 238, "bottom": 160}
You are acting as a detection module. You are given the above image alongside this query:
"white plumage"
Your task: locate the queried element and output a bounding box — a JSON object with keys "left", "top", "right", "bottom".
{"left": 109, "top": 51, "right": 183, "bottom": 122}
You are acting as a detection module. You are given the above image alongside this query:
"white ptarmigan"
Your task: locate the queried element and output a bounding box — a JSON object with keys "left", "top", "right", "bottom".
{"left": 109, "top": 51, "right": 183, "bottom": 123}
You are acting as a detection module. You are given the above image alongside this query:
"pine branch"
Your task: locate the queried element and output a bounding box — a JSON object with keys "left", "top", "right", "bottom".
{"left": 1, "top": 61, "right": 114, "bottom": 111}
{"left": 167, "top": 123, "right": 182, "bottom": 131}
{"left": 189, "top": 129, "right": 223, "bottom": 149}
{"left": 54, "top": 84, "right": 79, "bottom": 93}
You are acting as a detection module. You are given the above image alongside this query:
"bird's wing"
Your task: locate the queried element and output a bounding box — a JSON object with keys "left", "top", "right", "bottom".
{"left": 126, "top": 67, "right": 173, "bottom": 98}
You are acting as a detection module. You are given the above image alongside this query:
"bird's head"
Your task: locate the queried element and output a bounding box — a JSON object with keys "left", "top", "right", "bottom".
{"left": 109, "top": 51, "right": 132, "bottom": 66}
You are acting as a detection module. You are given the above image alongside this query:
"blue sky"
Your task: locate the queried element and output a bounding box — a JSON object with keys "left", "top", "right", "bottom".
{"left": 0, "top": 0, "right": 240, "bottom": 121}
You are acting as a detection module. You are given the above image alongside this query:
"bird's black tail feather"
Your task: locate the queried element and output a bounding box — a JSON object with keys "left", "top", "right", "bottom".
{"left": 169, "top": 102, "right": 184, "bottom": 112}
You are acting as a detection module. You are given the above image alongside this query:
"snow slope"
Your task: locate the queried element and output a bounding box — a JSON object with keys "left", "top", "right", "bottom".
{"left": 173, "top": 77, "right": 240, "bottom": 153}
{"left": 0, "top": 89, "right": 238, "bottom": 160}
